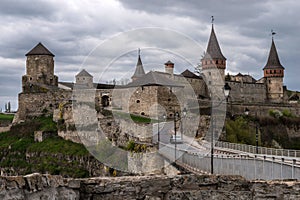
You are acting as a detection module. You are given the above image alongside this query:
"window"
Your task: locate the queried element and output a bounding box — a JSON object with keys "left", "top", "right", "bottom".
{"left": 269, "top": 80, "right": 271, "bottom": 84}
{"left": 141, "top": 112, "right": 145, "bottom": 116}
{"left": 168, "top": 98, "right": 171, "bottom": 102}
{"left": 216, "top": 60, "right": 218, "bottom": 64}
{"left": 136, "top": 100, "right": 140, "bottom": 103}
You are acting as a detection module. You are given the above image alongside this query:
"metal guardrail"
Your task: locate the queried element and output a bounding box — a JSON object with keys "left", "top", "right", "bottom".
{"left": 159, "top": 142, "right": 300, "bottom": 180}
{"left": 215, "top": 141, "right": 300, "bottom": 158}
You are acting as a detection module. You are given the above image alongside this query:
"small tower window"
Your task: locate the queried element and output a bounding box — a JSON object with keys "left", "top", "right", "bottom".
{"left": 216, "top": 60, "right": 218, "bottom": 64}
{"left": 136, "top": 100, "right": 140, "bottom": 103}
{"left": 269, "top": 80, "right": 271, "bottom": 84}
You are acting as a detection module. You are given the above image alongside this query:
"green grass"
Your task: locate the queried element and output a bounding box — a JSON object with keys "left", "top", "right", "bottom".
{"left": 0, "top": 113, "right": 14, "bottom": 121}
{"left": 0, "top": 116, "right": 91, "bottom": 177}
{"left": 113, "top": 111, "right": 157, "bottom": 123}
{"left": 28, "top": 137, "right": 88, "bottom": 156}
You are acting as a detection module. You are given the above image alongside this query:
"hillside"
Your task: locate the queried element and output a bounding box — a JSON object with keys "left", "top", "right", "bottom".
{"left": 0, "top": 116, "right": 118, "bottom": 178}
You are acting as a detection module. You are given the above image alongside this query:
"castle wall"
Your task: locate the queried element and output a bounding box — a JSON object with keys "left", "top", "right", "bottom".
{"left": 17, "top": 89, "right": 72, "bottom": 121}
{"left": 229, "top": 102, "right": 300, "bottom": 117}
{"left": 227, "top": 81, "right": 267, "bottom": 103}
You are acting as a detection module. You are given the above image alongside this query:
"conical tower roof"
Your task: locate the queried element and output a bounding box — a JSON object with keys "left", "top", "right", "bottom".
{"left": 263, "top": 39, "right": 284, "bottom": 70}
{"left": 25, "top": 42, "right": 55, "bottom": 57}
{"left": 131, "top": 50, "right": 145, "bottom": 80}
{"left": 203, "top": 25, "right": 226, "bottom": 60}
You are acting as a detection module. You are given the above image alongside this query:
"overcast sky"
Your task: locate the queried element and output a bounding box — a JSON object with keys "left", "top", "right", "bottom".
{"left": 0, "top": 0, "right": 299, "bottom": 110}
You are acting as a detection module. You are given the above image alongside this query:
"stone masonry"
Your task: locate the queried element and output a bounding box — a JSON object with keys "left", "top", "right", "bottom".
{"left": 1, "top": 173, "right": 300, "bottom": 200}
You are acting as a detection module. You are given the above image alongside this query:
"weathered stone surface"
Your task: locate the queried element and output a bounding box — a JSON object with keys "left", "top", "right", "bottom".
{"left": 1, "top": 173, "right": 300, "bottom": 199}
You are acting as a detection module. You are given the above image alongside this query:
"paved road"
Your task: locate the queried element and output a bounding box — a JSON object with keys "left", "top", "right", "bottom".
{"left": 153, "top": 121, "right": 209, "bottom": 162}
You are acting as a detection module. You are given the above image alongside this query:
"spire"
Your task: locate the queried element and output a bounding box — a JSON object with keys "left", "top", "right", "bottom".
{"left": 203, "top": 21, "right": 226, "bottom": 60}
{"left": 131, "top": 49, "right": 146, "bottom": 80}
{"left": 263, "top": 38, "right": 284, "bottom": 70}
{"left": 25, "top": 42, "right": 55, "bottom": 57}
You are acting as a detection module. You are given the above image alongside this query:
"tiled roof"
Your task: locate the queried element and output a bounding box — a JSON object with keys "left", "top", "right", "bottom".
{"left": 25, "top": 42, "right": 54, "bottom": 57}
{"left": 76, "top": 69, "right": 93, "bottom": 77}
{"left": 181, "top": 69, "right": 202, "bottom": 79}
{"left": 263, "top": 39, "right": 284, "bottom": 70}
{"left": 131, "top": 54, "right": 145, "bottom": 79}
{"left": 203, "top": 25, "right": 226, "bottom": 60}
{"left": 126, "top": 71, "right": 183, "bottom": 87}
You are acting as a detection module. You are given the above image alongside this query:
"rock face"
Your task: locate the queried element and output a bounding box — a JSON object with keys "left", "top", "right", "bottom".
{"left": 1, "top": 173, "right": 300, "bottom": 200}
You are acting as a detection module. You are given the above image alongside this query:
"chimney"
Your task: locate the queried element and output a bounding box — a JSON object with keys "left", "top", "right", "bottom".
{"left": 164, "top": 60, "right": 174, "bottom": 75}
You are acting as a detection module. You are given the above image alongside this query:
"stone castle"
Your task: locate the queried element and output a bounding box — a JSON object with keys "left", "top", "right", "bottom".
{"left": 14, "top": 23, "right": 300, "bottom": 125}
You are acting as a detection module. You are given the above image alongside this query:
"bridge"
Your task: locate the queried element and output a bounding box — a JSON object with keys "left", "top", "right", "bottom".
{"left": 154, "top": 122, "right": 300, "bottom": 180}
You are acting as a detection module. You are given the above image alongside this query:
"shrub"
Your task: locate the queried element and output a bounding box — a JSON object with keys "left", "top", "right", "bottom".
{"left": 126, "top": 140, "right": 135, "bottom": 151}
{"left": 269, "top": 109, "right": 283, "bottom": 118}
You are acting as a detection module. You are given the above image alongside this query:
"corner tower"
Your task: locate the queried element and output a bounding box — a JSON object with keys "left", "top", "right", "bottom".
{"left": 131, "top": 49, "right": 145, "bottom": 81}
{"left": 263, "top": 37, "right": 285, "bottom": 102}
{"left": 201, "top": 19, "right": 226, "bottom": 82}
{"left": 22, "top": 42, "right": 58, "bottom": 92}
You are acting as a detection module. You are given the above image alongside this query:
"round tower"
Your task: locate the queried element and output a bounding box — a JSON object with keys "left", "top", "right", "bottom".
{"left": 201, "top": 21, "right": 226, "bottom": 85}
{"left": 263, "top": 37, "right": 285, "bottom": 103}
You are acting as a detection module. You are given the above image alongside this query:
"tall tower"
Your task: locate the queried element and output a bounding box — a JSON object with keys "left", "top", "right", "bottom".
{"left": 201, "top": 18, "right": 226, "bottom": 86}
{"left": 263, "top": 37, "right": 285, "bottom": 102}
{"left": 131, "top": 49, "right": 146, "bottom": 81}
{"left": 22, "top": 42, "right": 58, "bottom": 92}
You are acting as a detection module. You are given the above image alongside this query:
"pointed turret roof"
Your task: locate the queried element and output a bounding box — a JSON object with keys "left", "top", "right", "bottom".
{"left": 25, "top": 42, "right": 55, "bottom": 57}
{"left": 76, "top": 69, "right": 93, "bottom": 77}
{"left": 203, "top": 25, "right": 226, "bottom": 60}
{"left": 263, "top": 38, "right": 284, "bottom": 70}
{"left": 131, "top": 50, "right": 146, "bottom": 80}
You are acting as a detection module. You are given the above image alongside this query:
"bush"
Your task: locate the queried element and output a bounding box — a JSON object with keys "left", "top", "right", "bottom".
{"left": 126, "top": 140, "right": 135, "bottom": 151}
{"left": 225, "top": 117, "right": 256, "bottom": 145}
{"left": 269, "top": 109, "right": 283, "bottom": 118}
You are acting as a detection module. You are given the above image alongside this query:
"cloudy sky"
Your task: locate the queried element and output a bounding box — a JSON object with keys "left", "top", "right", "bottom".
{"left": 0, "top": 0, "right": 299, "bottom": 110}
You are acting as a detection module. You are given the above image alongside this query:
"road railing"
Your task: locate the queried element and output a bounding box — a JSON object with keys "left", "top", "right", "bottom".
{"left": 215, "top": 141, "right": 300, "bottom": 158}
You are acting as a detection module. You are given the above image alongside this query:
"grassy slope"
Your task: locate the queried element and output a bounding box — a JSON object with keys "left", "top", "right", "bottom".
{"left": 0, "top": 116, "right": 90, "bottom": 177}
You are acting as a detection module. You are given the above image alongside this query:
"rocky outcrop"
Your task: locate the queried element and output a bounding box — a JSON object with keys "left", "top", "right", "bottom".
{"left": 1, "top": 173, "right": 300, "bottom": 200}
